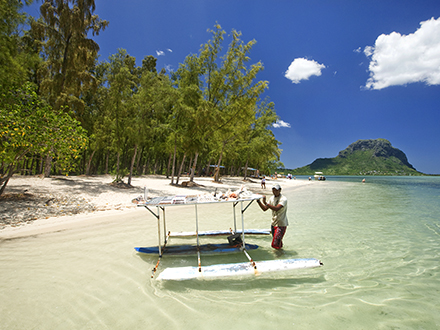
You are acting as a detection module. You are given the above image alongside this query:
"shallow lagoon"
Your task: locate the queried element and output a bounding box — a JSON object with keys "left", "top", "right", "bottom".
{"left": 1, "top": 176, "right": 439, "bottom": 329}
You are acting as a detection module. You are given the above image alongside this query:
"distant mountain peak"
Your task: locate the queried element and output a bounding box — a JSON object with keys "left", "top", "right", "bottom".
{"left": 338, "top": 139, "right": 415, "bottom": 170}
{"left": 288, "top": 138, "right": 421, "bottom": 175}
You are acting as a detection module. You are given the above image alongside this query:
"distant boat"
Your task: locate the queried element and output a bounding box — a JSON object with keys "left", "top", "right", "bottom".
{"left": 314, "top": 172, "right": 326, "bottom": 180}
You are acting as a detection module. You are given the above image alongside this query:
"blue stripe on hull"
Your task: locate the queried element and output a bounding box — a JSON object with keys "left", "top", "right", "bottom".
{"left": 134, "top": 243, "right": 258, "bottom": 255}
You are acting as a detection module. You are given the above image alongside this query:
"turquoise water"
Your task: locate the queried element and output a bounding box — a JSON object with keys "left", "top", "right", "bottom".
{"left": 0, "top": 177, "right": 439, "bottom": 329}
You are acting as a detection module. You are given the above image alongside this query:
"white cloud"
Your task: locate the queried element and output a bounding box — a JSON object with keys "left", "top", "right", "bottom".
{"left": 164, "top": 64, "right": 173, "bottom": 72}
{"left": 156, "top": 50, "right": 165, "bottom": 56}
{"left": 167, "top": 49, "right": 173, "bottom": 53}
{"left": 363, "top": 46, "right": 374, "bottom": 57}
{"left": 284, "top": 58, "right": 326, "bottom": 84}
{"left": 364, "top": 17, "right": 440, "bottom": 90}
{"left": 273, "top": 119, "right": 291, "bottom": 128}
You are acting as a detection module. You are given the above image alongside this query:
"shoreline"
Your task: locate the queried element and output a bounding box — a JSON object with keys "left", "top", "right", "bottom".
{"left": 0, "top": 174, "right": 311, "bottom": 239}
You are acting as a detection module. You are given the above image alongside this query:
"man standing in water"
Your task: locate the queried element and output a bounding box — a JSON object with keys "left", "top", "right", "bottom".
{"left": 257, "top": 184, "right": 288, "bottom": 249}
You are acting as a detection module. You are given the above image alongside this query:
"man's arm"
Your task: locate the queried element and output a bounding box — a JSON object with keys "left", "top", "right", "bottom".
{"left": 257, "top": 196, "right": 269, "bottom": 211}
{"left": 266, "top": 202, "right": 284, "bottom": 212}
{"left": 257, "top": 196, "right": 284, "bottom": 212}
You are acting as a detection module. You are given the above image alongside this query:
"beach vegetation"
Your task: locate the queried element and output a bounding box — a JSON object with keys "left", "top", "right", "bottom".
{"left": 1, "top": 3, "right": 283, "bottom": 186}
{"left": 0, "top": 83, "right": 88, "bottom": 195}
{"left": 29, "top": 0, "right": 108, "bottom": 112}
{"left": 94, "top": 49, "right": 141, "bottom": 183}
{"left": 29, "top": 0, "right": 108, "bottom": 176}
{"left": 0, "top": 0, "right": 34, "bottom": 90}
{"left": 171, "top": 24, "right": 280, "bottom": 183}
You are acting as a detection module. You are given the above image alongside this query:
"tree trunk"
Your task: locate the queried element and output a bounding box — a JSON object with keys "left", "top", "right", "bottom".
{"left": 188, "top": 156, "right": 193, "bottom": 175}
{"left": 214, "top": 143, "right": 225, "bottom": 182}
{"left": 136, "top": 146, "right": 144, "bottom": 175}
{"left": 171, "top": 139, "right": 177, "bottom": 185}
{"left": 160, "top": 157, "right": 165, "bottom": 175}
{"left": 190, "top": 152, "right": 199, "bottom": 182}
{"left": 38, "top": 156, "right": 43, "bottom": 175}
{"left": 205, "top": 159, "right": 211, "bottom": 177}
{"left": 176, "top": 153, "right": 186, "bottom": 185}
{"left": 0, "top": 148, "right": 31, "bottom": 195}
{"left": 243, "top": 159, "right": 249, "bottom": 180}
{"left": 0, "top": 165, "right": 15, "bottom": 196}
{"left": 85, "top": 149, "right": 96, "bottom": 176}
{"left": 105, "top": 151, "right": 109, "bottom": 174}
{"left": 34, "top": 156, "right": 40, "bottom": 175}
{"left": 0, "top": 176, "right": 11, "bottom": 196}
{"left": 145, "top": 157, "right": 150, "bottom": 175}
{"left": 116, "top": 152, "right": 121, "bottom": 181}
{"left": 176, "top": 153, "right": 186, "bottom": 184}
{"left": 81, "top": 150, "right": 85, "bottom": 175}
{"left": 44, "top": 154, "right": 53, "bottom": 178}
{"left": 128, "top": 144, "right": 138, "bottom": 186}
{"left": 166, "top": 153, "right": 172, "bottom": 178}
{"left": 197, "top": 162, "right": 203, "bottom": 178}
{"left": 30, "top": 156, "right": 35, "bottom": 176}
{"left": 21, "top": 159, "right": 27, "bottom": 175}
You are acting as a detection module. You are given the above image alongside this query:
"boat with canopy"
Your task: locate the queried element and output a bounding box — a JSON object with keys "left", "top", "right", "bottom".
{"left": 135, "top": 189, "right": 323, "bottom": 280}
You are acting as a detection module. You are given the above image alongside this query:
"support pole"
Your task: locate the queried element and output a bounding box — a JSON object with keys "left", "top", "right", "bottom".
{"left": 240, "top": 201, "right": 246, "bottom": 246}
{"left": 156, "top": 206, "right": 162, "bottom": 257}
{"left": 242, "top": 199, "right": 255, "bottom": 213}
{"left": 162, "top": 207, "right": 167, "bottom": 244}
{"left": 232, "top": 202, "right": 238, "bottom": 233}
{"left": 195, "top": 204, "right": 202, "bottom": 272}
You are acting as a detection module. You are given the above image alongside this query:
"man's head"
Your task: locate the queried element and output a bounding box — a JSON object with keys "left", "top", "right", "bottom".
{"left": 272, "top": 184, "right": 281, "bottom": 196}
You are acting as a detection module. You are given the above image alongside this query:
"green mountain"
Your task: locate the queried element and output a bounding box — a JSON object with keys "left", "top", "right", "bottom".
{"left": 288, "top": 139, "right": 423, "bottom": 176}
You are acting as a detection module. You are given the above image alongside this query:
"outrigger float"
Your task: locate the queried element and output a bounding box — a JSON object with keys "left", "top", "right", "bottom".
{"left": 135, "top": 189, "right": 323, "bottom": 280}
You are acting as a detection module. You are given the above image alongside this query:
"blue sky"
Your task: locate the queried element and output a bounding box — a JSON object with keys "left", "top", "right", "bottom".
{"left": 27, "top": 1, "right": 440, "bottom": 174}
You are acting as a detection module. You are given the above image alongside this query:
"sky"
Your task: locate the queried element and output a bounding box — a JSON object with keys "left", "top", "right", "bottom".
{"left": 26, "top": 1, "right": 440, "bottom": 174}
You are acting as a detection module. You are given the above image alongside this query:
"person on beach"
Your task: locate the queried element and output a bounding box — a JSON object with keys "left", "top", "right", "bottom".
{"left": 257, "top": 183, "right": 288, "bottom": 249}
{"left": 261, "top": 176, "right": 266, "bottom": 189}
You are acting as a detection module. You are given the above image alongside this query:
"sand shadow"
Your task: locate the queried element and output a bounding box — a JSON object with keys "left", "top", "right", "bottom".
{"left": 156, "top": 273, "right": 326, "bottom": 292}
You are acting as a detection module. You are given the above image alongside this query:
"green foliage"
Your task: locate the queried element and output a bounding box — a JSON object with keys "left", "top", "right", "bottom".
{"left": 0, "top": 83, "right": 88, "bottom": 192}
{"left": 239, "top": 98, "right": 282, "bottom": 175}
{"left": 0, "top": 0, "right": 33, "bottom": 89}
{"left": 171, "top": 24, "right": 281, "bottom": 181}
{"left": 1, "top": 1, "right": 282, "bottom": 183}
{"left": 30, "top": 0, "right": 108, "bottom": 112}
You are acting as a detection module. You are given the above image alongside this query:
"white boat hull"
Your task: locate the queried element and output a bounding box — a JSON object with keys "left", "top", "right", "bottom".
{"left": 156, "top": 258, "right": 323, "bottom": 280}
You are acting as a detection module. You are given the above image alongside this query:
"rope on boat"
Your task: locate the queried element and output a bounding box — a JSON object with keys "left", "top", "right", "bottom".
{"left": 151, "top": 231, "right": 171, "bottom": 278}
{"left": 243, "top": 248, "right": 259, "bottom": 276}
{"left": 243, "top": 249, "right": 257, "bottom": 269}
{"left": 230, "top": 228, "right": 259, "bottom": 275}
{"left": 197, "top": 248, "right": 202, "bottom": 272}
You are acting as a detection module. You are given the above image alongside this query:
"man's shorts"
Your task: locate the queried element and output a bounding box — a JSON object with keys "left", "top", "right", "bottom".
{"left": 271, "top": 225, "right": 287, "bottom": 249}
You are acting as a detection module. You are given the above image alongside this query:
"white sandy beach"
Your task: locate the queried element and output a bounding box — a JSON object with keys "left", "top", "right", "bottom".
{"left": 0, "top": 174, "right": 310, "bottom": 239}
